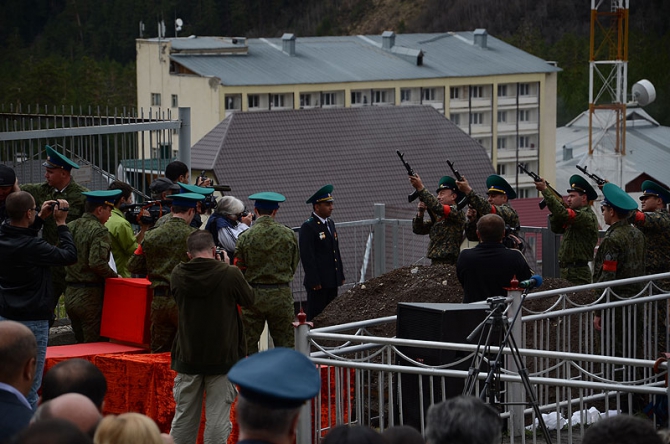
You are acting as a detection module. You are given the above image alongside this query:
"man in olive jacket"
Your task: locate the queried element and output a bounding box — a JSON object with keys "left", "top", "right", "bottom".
{"left": 169, "top": 230, "right": 254, "bottom": 444}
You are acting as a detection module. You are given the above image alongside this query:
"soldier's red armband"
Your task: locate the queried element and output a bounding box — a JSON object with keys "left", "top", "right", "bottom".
{"left": 133, "top": 244, "right": 144, "bottom": 255}
{"left": 490, "top": 205, "right": 497, "bottom": 214}
{"left": 602, "top": 260, "right": 617, "bottom": 272}
{"left": 442, "top": 205, "right": 451, "bottom": 217}
{"left": 233, "top": 256, "right": 246, "bottom": 271}
{"left": 566, "top": 209, "right": 576, "bottom": 224}
{"left": 634, "top": 211, "right": 645, "bottom": 225}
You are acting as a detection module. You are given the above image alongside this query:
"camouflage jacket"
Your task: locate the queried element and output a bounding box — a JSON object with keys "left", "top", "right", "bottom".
{"left": 65, "top": 213, "right": 117, "bottom": 283}
{"left": 593, "top": 220, "right": 645, "bottom": 297}
{"left": 464, "top": 190, "right": 520, "bottom": 241}
{"left": 543, "top": 189, "right": 599, "bottom": 265}
{"left": 235, "top": 215, "right": 299, "bottom": 284}
{"left": 21, "top": 179, "right": 89, "bottom": 246}
{"left": 412, "top": 188, "right": 465, "bottom": 263}
{"left": 629, "top": 209, "right": 670, "bottom": 275}
{"left": 127, "top": 216, "right": 195, "bottom": 288}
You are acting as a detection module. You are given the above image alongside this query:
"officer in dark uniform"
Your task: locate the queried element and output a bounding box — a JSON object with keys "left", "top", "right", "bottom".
{"left": 227, "top": 347, "right": 321, "bottom": 444}
{"left": 299, "top": 185, "right": 345, "bottom": 321}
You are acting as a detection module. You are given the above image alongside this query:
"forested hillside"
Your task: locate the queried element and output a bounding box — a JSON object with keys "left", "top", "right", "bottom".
{"left": 0, "top": 0, "right": 668, "bottom": 125}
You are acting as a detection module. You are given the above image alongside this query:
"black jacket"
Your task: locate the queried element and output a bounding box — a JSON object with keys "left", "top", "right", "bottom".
{"left": 0, "top": 223, "right": 77, "bottom": 321}
{"left": 298, "top": 214, "right": 345, "bottom": 289}
{"left": 456, "top": 242, "right": 532, "bottom": 303}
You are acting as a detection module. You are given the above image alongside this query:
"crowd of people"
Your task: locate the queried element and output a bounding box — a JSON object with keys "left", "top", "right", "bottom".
{"left": 1, "top": 144, "right": 669, "bottom": 443}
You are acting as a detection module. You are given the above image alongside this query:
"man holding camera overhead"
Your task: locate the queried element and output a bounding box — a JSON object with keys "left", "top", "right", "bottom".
{"left": 128, "top": 193, "right": 203, "bottom": 353}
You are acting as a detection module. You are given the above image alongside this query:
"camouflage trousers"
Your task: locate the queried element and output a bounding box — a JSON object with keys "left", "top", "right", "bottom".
{"left": 241, "top": 287, "right": 295, "bottom": 355}
{"left": 151, "top": 293, "right": 178, "bottom": 353}
{"left": 560, "top": 266, "right": 592, "bottom": 286}
{"left": 64, "top": 285, "right": 105, "bottom": 343}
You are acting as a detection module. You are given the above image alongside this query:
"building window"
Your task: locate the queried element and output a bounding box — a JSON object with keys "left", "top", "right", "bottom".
{"left": 151, "top": 93, "right": 161, "bottom": 106}
{"left": 470, "top": 112, "right": 483, "bottom": 125}
{"left": 497, "top": 111, "right": 507, "bottom": 123}
{"left": 497, "top": 137, "right": 507, "bottom": 150}
{"left": 496, "top": 163, "right": 506, "bottom": 175}
{"left": 272, "top": 94, "right": 284, "bottom": 108}
{"left": 373, "top": 90, "right": 387, "bottom": 104}
{"left": 322, "top": 93, "right": 336, "bottom": 106}
{"left": 519, "top": 109, "right": 531, "bottom": 122}
{"left": 450, "top": 87, "right": 459, "bottom": 100}
{"left": 519, "top": 136, "right": 530, "bottom": 148}
{"left": 519, "top": 83, "right": 530, "bottom": 96}
{"left": 518, "top": 188, "right": 530, "bottom": 198}
{"left": 422, "top": 88, "right": 436, "bottom": 101}
{"left": 171, "top": 94, "right": 178, "bottom": 108}
{"left": 450, "top": 114, "right": 460, "bottom": 125}
{"left": 351, "top": 91, "right": 363, "bottom": 105}
{"left": 470, "top": 86, "right": 484, "bottom": 98}
{"left": 400, "top": 89, "right": 412, "bottom": 102}
{"left": 300, "top": 94, "right": 311, "bottom": 108}
{"left": 248, "top": 95, "right": 260, "bottom": 109}
{"left": 497, "top": 85, "right": 507, "bottom": 97}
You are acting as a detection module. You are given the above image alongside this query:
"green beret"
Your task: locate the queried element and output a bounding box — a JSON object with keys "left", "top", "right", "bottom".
{"left": 306, "top": 184, "right": 334, "bottom": 204}
{"left": 167, "top": 192, "right": 206, "bottom": 208}
{"left": 567, "top": 175, "right": 598, "bottom": 201}
{"left": 486, "top": 175, "right": 516, "bottom": 200}
{"left": 601, "top": 183, "right": 637, "bottom": 212}
{"left": 178, "top": 182, "right": 214, "bottom": 196}
{"left": 640, "top": 180, "right": 670, "bottom": 204}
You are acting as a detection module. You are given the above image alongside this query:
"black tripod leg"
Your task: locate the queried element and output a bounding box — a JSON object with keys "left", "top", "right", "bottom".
{"left": 463, "top": 319, "right": 495, "bottom": 397}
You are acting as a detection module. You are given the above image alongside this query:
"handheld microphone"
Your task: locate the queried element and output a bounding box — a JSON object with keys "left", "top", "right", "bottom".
{"left": 519, "top": 274, "right": 543, "bottom": 289}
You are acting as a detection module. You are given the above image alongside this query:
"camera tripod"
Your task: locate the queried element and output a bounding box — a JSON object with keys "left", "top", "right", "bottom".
{"left": 462, "top": 294, "right": 552, "bottom": 444}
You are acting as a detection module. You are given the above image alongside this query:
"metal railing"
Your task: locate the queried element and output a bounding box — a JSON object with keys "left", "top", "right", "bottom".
{"left": 295, "top": 273, "right": 670, "bottom": 444}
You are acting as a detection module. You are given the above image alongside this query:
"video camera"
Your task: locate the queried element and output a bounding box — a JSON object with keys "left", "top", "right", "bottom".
{"left": 485, "top": 296, "right": 507, "bottom": 313}
{"left": 502, "top": 225, "right": 525, "bottom": 252}
{"left": 121, "top": 201, "right": 171, "bottom": 225}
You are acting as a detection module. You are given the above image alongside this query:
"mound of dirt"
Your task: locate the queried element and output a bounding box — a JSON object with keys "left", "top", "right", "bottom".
{"left": 315, "top": 264, "right": 596, "bottom": 338}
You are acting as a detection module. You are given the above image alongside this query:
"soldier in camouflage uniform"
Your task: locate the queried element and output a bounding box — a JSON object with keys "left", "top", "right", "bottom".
{"left": 20, "top": 146, "right": 89, "bottom": 314}
{"left": 629, "top": 180, "right": 670, "bottom": 285}
{"left": 65, "top": 190, "right": 121, "bottom": 343}
{"left": 535, "top": 174, "right": 599, "bottom": 285}
{"left": 456, "top": 174, "right": 520, "bottom": 244}
{"left": 234, "top": 192, "right": 300, "bottom": 355}
{"left": 128, "top": 193, "right": 202, "bottom": 353}
{"left": 593, "top": 183, "right": 645, "bottom": 332}
{"left": 410, "top": 174, "right": 465, "bottom": 265}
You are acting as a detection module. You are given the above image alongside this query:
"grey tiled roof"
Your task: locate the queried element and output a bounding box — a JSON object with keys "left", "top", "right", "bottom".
{"left": 167, "top": 32, "right": 560, "bottom": 87}
{"left": 191, "top": 105, "right": 496, "bottom": 229}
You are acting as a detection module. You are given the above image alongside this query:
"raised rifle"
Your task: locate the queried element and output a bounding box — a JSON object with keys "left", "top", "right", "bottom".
{"left": 396, "top": 150, "right": 420, "bottom": 202}
{"left": 446, "top": 159, "right": 470, "bottom": 210}
{"left": 517, "top": 164, "right": 566, "bottom": 209}
{"left": 576, "top": 165, "right": 607, "bottom": 187}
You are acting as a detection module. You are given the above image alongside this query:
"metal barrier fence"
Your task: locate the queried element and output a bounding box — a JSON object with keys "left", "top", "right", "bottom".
{"left": 296, "top": 273, "right": 670, "bottom": 444}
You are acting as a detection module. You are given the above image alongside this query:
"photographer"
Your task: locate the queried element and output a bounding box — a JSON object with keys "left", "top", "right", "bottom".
{"left": 106, "top": 181, "right": 150, "bottom": 278}
{"left": 456, "top": 214, "right": 532, "bottom": 303}
{"left": 205, "top": 196, "right": 252, "bottom": 264}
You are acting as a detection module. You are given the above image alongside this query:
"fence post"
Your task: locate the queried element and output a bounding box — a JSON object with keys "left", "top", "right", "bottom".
{"left": 178, "top": 107, "right": 191, "bottom": 171}
{"left": 373, "top": 203, "right": 386, "bottom": 277}
{"left": 507, "top": 287, "right": 525, "bottom": 437}
{"left": 294, "top": 311, "right": 313, "bottom": 444}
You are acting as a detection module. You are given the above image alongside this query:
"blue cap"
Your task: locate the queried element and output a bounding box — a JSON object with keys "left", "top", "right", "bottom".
{"left": 178, "top": 182, "right": 214, "bottom": 196}
{"left": 640, "top": 180, "right": 670, "bottom": 204}
{"left": 486, "top": 175, "right": 516, "bottom": 200}
{"left": 306, "top": 185, "right": 334, "bottom": 204}
{"left": 249, "top": 192, "right": 286, "bottom": 210}
{"left": 601, "top": 183, "right": 637, "bottom": 212}
{"left": 82, "top": 190, "right": 122, "bottom": 206}
{"left": 167, "top": 192, "right": 205, "bottom": 208}
{"left": 228, "top": 348, "right": 321, "bottom": 409}
{"left": 42, "top": 145, "right": 80, "bottom": 171}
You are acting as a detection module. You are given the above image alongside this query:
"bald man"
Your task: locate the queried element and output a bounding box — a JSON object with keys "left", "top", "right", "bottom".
{"left": 33, "top": 393, "right": 101, "bottom": 438}
{"left": 0, "top": 321, "right": 37, "bottom": 442}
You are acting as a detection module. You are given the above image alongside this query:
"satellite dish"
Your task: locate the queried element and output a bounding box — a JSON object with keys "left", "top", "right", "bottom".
{"left": 176, "top": 18, "right": 183, "bottom": 32}
{"left": 632, "top": 79, "right": 656, "bottom": 106}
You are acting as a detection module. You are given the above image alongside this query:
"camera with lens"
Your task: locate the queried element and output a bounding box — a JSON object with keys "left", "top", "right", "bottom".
{"left": 238, "top": 209, "right": 256, "bottom": 222}
{"left": 502, "top": 225, "right": 525, "bottom": 252}
{"left": 486, "top": 296, "right": 507, "bottom": 313}
{"left": 122, "top": 201, "right": 171, "bottom": 226}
